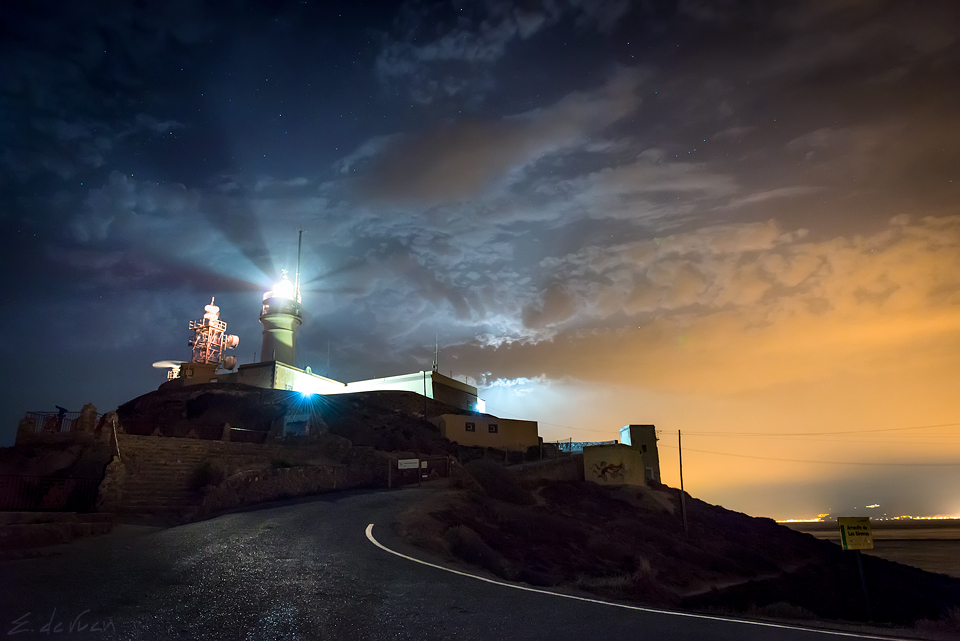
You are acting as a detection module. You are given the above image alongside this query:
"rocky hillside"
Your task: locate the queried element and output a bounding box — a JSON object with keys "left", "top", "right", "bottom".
{"left": 398, "top": 460, "right": 960, "bottom": 630}
{"left": 116, "top": 383, "right": 463, "bottom": 454}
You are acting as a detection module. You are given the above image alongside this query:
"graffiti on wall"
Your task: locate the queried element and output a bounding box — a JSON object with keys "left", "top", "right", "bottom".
{"left": 591, "top": 461, "right": 624, "bottom": 482}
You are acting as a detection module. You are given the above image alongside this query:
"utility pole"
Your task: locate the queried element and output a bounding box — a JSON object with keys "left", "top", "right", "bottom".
{"left": 679, "top": 429, "right": 689, "bottom": 537}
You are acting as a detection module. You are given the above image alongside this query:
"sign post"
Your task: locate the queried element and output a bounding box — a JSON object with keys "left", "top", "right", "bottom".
{"left": 398, "top": 458, "right": 420, "bottom": 487}
{"left": 838, "top": 517, "right": 873, "bottom": 621}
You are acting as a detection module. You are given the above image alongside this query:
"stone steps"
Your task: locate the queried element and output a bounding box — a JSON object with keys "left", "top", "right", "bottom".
{"left": 121, "top": 501, "right": 199, "bottom": 509}
{"left": 121, "top": 491, "right": 197, "bottom": 499}
{"left": 117, "top": 505, "right": 191, "bottom": 515}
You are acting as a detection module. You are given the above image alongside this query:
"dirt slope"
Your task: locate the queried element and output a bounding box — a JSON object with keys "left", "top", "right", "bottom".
{"left": 397, "top": 460, "right": 960, "bottom": 629}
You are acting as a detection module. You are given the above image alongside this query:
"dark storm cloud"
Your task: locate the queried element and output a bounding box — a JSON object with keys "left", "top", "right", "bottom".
{"left": 375, "top": 0, "right": 632, "bottom": 104}
{"left": 344, "top": 68, "right": 644, "bottom": 204}
{"left": 0, "top": 2, "right": 210, "bottom": 184}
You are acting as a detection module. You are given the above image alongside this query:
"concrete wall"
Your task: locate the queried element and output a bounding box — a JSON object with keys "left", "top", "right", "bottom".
{"left": 344, "top": 371, "right": 431, "bottom": 396}
{"left": 234, "top": 361, "right": 346, "bottom": 395}
{"left": 583, "top": 443, "right": 646, "bottom": 487}
{"left": 344, "top": 371, "right": 478, "bottom": 412}
{"left": 436, "top": 413, "right": 539, "bottom": 451}
{"left": 234, "top": 362, "right": 275, "bottom": 388}
{"left": 619, "top": 424, "right": 661, "bottom": 483}
{"left": 180, "top": 362, "right": 219, "bottom": 386}
{"left": 429, "top": 372, "right": 480, "bottom": 412}
{"left": 514, "top": 455, "right": 584, "bottom": 482}
{"left": 228, "top": 365, "right": 480, "bottom": 413}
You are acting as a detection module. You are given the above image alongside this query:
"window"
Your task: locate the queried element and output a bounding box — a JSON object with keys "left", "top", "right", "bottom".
{"left": 465, "top": 422, "right": 475, "bottom": 432}
{"left": 488, "top": 423, "right": 498, "bottom": 433}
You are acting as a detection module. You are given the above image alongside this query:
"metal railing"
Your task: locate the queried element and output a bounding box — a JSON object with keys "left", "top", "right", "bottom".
{"left": 556, "top": 439, "right": 618, "bottom": 453}
{"left": 23, "top": 411, "right": 81, "bottom": 434}
{"left": 0, "top": 475, "right": 100, "bottom": 512}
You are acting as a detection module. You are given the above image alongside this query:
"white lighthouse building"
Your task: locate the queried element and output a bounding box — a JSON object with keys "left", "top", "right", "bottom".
{"left": 160, "top": 230, "right": 486, "bottom": 416}
{"left": 259, "top": 270, "right": 302, "bottom": 365}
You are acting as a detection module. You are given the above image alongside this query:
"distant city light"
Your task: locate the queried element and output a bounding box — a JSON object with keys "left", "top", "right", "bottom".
{"left": 777, "top": 513, "right": 960, "bottom": 523}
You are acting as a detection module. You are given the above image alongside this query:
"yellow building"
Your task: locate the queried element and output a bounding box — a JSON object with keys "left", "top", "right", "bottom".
{"left": 583, "top": 443, "right": 646, "bottom": 487}
{"left": 619, "top": 424, "right": 661, "bottom": 483}
{"left": 433, "top": 413, "right": 539, "bottom": 451}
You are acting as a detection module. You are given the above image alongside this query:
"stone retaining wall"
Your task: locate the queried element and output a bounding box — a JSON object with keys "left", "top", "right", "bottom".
{"left": 112, "top": 433, "right": 384, "bottom": 519}
{"left": 513, "top": 454, "right": 584, "bottom": 483}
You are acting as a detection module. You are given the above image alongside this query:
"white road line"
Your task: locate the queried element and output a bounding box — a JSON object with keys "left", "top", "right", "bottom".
{"left": 365, "top": 523, "right": 908, "bottom": 640}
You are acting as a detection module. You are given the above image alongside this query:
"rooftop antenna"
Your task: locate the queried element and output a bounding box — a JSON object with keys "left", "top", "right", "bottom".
{"left": 433, "top": 333, "right": 439, "bottom": 372}
{"left": 295, "top": 228, "right": 303, "bottom": 303}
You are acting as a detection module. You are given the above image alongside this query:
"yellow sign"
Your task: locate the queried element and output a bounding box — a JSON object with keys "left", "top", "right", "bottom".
{"left": 838, "top": 517, "right": 874, "bottom": 550}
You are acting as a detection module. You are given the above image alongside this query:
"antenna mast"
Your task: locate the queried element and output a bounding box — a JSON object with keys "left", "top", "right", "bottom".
{"left": 295, "top": 228, "right": 303, "bottom": 302}
{"left": 433, "top": 333, "right": 439, "bottom": 372}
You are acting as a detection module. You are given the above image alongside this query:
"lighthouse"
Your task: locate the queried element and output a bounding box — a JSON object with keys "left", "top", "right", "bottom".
{"left": 259, "top": 232, "right": 303, "bottom": 365}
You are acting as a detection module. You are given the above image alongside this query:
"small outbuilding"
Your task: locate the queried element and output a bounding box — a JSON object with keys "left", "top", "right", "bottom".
{"left": 619, "top": 424, "right": 661, "bottom": 483}
{"left": 433, "top": 413, "right": 539, "bottom": 451}
{"left": 583, "top": 443, "right": 646, "bottom": 487}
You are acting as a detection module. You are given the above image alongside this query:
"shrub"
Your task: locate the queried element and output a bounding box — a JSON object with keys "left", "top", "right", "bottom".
{"left": 189, "top": 459, "right": 225, "bottom": 491}
{"left": 745, "top": 602, "right": 817, "bottom": 621}
{"left": 573, "top": 566, "right": 675, "bottom": 605}
{"left": 463, "top": 459, "right": 534, "bottom": 505}
{"left": 443, "top": 525, "right": 513, "bottom": 578}
{"left": 916, "top": 606, "right": 960, "bottom": 640}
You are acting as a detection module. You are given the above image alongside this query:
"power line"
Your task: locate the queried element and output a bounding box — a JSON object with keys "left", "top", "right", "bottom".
{"left": 658, "top": 443, "right": 960, "bottom": 466}
{"left": 683, "top": 422, "right": 960, "bottom": 438}
{"left": 680, "top": 432, "right": 960, "bottom": 445}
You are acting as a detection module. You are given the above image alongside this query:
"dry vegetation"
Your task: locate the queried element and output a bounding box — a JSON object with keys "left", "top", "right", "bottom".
{"left": 397, "top": 460, "right": 960, "bottom": 629}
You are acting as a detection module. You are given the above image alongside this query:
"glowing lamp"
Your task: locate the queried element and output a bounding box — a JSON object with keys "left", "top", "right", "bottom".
{"left": 271, "top": 275, "right": 295, "bottom": 300}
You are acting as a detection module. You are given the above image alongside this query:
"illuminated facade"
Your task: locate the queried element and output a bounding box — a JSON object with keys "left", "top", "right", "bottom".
{"left": 259, "top": 271, "right": 302, "bottom": 366}
{"left": 619, "top": 424, "right": 661, "bottom": 482}
{"left": 230, "top": 361, "right": 483, "bottom": 413}
{"left": 432, "top": 413, "right": 539, "bottom": 451}
{"left": 583, "top": 443, "right": 647, "bottom": 487}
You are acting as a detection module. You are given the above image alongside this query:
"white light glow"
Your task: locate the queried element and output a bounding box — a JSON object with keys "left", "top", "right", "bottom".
{"left": 271, "top": 275, "right": 295, "bottom": 300}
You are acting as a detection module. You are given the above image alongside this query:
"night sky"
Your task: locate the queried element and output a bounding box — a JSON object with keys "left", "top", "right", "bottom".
{"left": 2, "top": 1, "right": 959, "bottom": 519}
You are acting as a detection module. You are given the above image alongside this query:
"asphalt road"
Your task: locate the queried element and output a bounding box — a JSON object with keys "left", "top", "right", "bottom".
{"left": 2, "top": 488, "right": 907, "bottom": 640}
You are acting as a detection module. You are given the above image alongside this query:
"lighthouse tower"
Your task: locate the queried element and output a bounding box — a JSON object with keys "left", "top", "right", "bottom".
{"left": 260, "top": 232, "right": 303, "bottom": 365}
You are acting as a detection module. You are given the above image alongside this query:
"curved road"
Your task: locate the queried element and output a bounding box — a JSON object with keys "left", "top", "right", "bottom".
{"left": 2, "top": 488, "right": 904, "bottom": 640}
